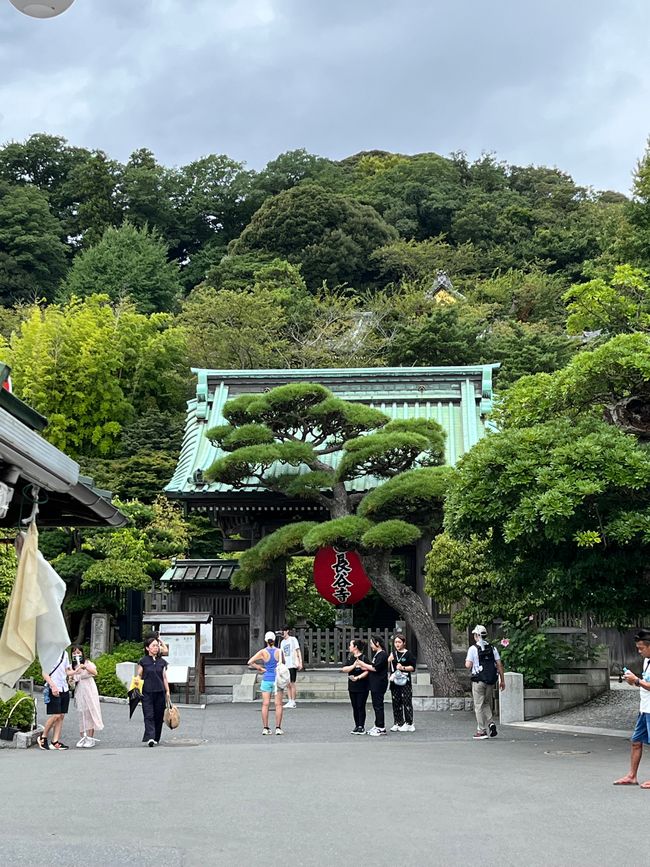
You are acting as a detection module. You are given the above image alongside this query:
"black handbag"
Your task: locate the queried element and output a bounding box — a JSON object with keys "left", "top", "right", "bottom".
{"left": 0, "top": 695, "right": 35, "bottom": 741}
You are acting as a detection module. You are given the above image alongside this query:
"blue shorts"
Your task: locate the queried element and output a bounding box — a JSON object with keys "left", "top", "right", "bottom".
{"left": 260, "top": 680, "right": 276, "bottom": 694}
{"left": 631, "top": 712, "right": 650, "bottom": 744}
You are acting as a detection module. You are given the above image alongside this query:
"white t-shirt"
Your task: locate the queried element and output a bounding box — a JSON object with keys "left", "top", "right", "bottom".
{"left": 640, "top": 659, "right": 650, "bottom": 713}
{"left": 466, "top": 643, "right": 500, "bottom": 676}
{"left": 49, "top": 651, "right": 70, "bottom": 692}
{"left": 280, "top": 636, "right": 300, "bottom": 669}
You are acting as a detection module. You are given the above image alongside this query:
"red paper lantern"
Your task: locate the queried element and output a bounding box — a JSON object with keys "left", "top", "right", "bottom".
{"left": 313, "top": 547, "right": 371, "bottom": 606}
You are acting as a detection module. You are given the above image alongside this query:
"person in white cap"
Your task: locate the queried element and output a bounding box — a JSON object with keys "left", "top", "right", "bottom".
{"left": 465, "top": 625, "right": 505, "bottom": 740}
{"left": 248, "top": 631, "right": 285, "bottom": 735}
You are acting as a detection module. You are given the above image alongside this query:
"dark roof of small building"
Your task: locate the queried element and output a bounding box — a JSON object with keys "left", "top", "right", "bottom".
{"left": 160, "top": 559, "right": 240, "bottom": 584}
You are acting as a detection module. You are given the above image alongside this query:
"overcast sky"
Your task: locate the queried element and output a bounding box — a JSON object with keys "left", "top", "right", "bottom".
{"left": 0, "top": 0, "right": 648, "bottom": 193}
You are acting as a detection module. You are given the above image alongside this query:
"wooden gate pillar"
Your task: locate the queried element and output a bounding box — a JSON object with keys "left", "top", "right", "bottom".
{"left": 249, "top": 580, "right": 266, "bottom": 656}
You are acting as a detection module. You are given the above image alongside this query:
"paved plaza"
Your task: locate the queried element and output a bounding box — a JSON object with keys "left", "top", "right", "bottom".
{"left": 1, "top": 697, "right": 647, "bottom": 866}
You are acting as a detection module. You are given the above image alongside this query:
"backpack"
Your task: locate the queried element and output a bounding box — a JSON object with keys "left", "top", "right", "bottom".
{"left": 471, "top": 643, "right": 498, "bottom": 685}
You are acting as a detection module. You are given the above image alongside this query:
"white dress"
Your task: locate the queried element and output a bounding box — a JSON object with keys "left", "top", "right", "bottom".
{"left": 73, "top": 663, "right": 104, "bottom": 732}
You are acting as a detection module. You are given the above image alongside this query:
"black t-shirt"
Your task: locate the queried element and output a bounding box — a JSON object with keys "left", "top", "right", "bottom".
{"left": 390, "top": 649, "right": 416, "bottom": 686}
{"left": 139, "top": 655, "right": 168, "bottom": 693}
{"left": 346, "top": 654, "right": 370, "bottom": 693}
{"left": 369, "top": 649, "right": 388, "bottom": 689}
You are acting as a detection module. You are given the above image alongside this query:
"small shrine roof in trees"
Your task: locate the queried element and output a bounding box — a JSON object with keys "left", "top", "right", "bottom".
{"left": 166, "top": 365, "right": 498, "bottom": 515}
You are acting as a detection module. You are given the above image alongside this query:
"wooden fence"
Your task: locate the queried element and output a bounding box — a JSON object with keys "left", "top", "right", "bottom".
{"left": 295, "top": 627, "right": 394, "bottom": 667}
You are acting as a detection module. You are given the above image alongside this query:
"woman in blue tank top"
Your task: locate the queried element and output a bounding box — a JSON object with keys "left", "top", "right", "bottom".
{"left": 248, "top": 630, "right": 285, "bottom": 736}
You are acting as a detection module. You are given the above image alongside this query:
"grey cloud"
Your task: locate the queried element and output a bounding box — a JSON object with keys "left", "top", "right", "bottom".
{"left": 0, "top": 0, "right": 648, "bottom": 191}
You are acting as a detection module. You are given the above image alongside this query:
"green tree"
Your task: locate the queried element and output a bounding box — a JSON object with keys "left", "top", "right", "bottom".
{"left": 564, "top": 265, "right": 650, "bottom": 336}
{"left": 0, "top": 182, "right": 69, "bottom": 303}
{"left": 424, "top": 532, "right": 537, "bottom": 629}
{"left": 179, "top": 282, "right": 291, "bottom": 369}
{"left": 204, "top": 382, "right": 462, "bottom": 695}
{"left": 482, "top": 321, "right": 576, "bottom": 389}
{"left": 495, "top": 333, "right": 650, "bottom": 437}
{"left": 386, "top": 304, "right": 484, "bottom": 367}
{"left": 120, "top": 148, "right": 175, "bottom": 239}
{"left": 63, "top": 222, "right": 182, "bottom": 313}
{"left": 230, "top": 183, "right": 398, "bottom": 291}
{"left": 444, "top": 418, "right": 650, "bottom": 623}
{"left": 0, "top": 133, "right": 90, "bottom": 226}
{"left": 1, "top": 295, "right": 188, "bottom": 456}
{"left": 62, "top": 150, "right": 123, "bottom": 248}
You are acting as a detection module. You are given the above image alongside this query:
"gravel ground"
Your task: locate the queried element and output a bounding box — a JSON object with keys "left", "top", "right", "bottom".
{"left": 540, "top": 681, "right": 640, "bottom": 730}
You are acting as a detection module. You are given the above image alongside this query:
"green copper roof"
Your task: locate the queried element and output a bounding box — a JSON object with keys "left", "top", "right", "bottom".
{"left": 165, "top": 365, "right": 499, "bottom": 497}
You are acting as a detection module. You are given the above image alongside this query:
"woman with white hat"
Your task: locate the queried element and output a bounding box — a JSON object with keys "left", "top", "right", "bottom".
{"left": 248, "top": 631, "right": 285, "bottom": 736}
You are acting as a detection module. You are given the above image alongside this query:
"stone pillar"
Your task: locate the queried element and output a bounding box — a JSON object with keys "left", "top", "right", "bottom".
{"left": 499, "top": 671, "right": 524, "bottom": 723}
{"left": 249, "top": 580, "right": 266, "bottom": 657}
{"left": 90, "top": 613, "right": 110, "bottom": 660}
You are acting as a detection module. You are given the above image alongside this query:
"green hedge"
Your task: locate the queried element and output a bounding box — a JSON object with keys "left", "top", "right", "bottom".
{"left": 0, "top": 691, "right": 36, "bottom": 731}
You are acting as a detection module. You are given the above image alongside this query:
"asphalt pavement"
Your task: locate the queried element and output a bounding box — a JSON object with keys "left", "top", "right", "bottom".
{"left": 1, "top": 698, "right": 646, "bottom": 867}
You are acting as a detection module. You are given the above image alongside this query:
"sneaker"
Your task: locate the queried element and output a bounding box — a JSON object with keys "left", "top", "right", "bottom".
{"left": 368, "top": 727, "right": 387, "bottom": 737}
{"left": 489, "top": 723, "right": 498, "bottom": 738}
{"left": 275, "top": 727, "right": 284, "bottom": 736}
{"left": 37, "top": 734, "right": 49, "bottom": 751}
{"left": 351, "top": 726, "right": 365, "bottom": 735}
{"left": 262, "top": 727, "right": 271, "bottom": 736}
{"left": 148, "top": 738, "right": 155, "bottom": 747}
{"left": 83, "top": 737, "right": 97, "bottom": 748}
{"left": 390, "top": 724, "right": 400, "bottom": 732}
{"left": 473, "top": 730, "right": 489, "bottom": 740}
{"left": 284, "top": 701, "right": 296, "bottom": 708}
{"left": 404, "top": 724, "right": 415, "bottom": 732}
{"left": 398, "top": 723, "right": 411, "bottom": 732}
{"left": 76, "top": 736, "right": 88, "bottom": 748}
{"left": 51, "top": 741, "right": 69, "bottom": 750}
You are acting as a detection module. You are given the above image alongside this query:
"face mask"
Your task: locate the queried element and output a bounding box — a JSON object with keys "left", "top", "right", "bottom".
{"left": 74, "top": 656, "right": 82, "bottom": 663}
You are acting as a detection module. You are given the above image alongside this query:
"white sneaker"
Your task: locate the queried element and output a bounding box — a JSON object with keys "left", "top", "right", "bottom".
{"left": 397, "top": 723, "right": 411, "bottom": 732}
{"left": 83, "top": 737, "right": 96, "bottom": 748}
{"left": 285, "top": 700, "right": 296, "bottom": 708}
{"left": 390, "top": 724, "right": 400, "bottom": 732}
{"left": 368, "top": 727, "right": 387, "bottom": 737}
{"left": 405, "top": 724, "right": 415, "bottom": 732}
{"left": 76, "top": 736, "right": 88, "bottom": 748}
{"left": 275, "top": 727, "right": 284, "bottom": 736}
{"left": 367, "top": 726, "right": 378, "bottom": 735}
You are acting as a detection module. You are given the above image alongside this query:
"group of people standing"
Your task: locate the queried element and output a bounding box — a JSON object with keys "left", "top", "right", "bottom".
{"left": 37, "top": 645, "right": 104, "bottom": 751}
{"left": 343, "top": 634, "right": 416, "bottom": 736}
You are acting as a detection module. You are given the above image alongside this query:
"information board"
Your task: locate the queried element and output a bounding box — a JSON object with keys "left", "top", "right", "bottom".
{"left": 161, "top": 634, "right": 195, "bottom": 667}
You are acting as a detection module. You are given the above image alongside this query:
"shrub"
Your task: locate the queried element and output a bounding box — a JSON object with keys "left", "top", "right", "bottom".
{"left": 0, "top": 691, "right": 36, "bottom": 731}
{"left": 498, "top": 618, "right": 574, "bottom": 688}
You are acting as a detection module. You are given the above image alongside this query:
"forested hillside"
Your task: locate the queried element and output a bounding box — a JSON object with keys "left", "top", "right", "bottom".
{"left": 2, "top": 131, "right": 650, "bottom": 632}
{"left": 3, "top": 131, "right": 650, "bottom": 486}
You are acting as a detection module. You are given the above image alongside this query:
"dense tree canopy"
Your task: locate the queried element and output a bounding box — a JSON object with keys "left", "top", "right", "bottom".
{"left": 3, "top": 129, "right": 650, "bottom": 638}
{"left": 229, "top": 183, "right": 398, "bottom": 290}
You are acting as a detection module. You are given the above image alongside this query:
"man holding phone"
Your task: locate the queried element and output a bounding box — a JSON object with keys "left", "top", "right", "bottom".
{"left": 614, "top": 629, "right": 650, "bottom": 787}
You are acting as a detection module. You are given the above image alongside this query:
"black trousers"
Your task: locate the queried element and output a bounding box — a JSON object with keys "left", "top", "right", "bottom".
{"left": 142, "top": 690, "right": 166, "bottom": 742}
{"left": 390, "top": 682, "right": 413, "bottom": 725}
{"left": 370, "top": 681, "right": 387, "bottom": 729}
{"left": 349, "top": 690, "right": 369, "bottom": 729}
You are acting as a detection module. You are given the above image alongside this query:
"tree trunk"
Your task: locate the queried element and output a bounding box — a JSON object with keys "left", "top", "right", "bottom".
{"left": 74, "top": 608, "right": 89, "bottom": 647}
{"left": 361, "top": 551, "right": 464, "bottom": 697}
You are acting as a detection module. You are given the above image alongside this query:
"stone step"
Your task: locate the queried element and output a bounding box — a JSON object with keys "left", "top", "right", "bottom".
{"left": 204, "top": 664, "right": 248, "bottom": 675}
{"left": 204, "top": 674, "right": 242, "bottom": 687}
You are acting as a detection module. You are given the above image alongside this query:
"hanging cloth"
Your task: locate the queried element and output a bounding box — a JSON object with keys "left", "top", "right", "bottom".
{"left": 0, "top": 521, "right": 70, "bottom": 700}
